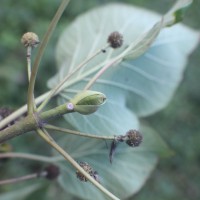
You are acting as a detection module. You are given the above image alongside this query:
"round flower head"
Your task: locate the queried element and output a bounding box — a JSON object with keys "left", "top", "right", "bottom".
{"left": 126, "top": 130, "right": 143, "bottom": 147}
{"left": 21, "top": 32, "right": 40, "bottom": 48}
{"left": 107, "top": 31, "right": 123, "bottom": 48}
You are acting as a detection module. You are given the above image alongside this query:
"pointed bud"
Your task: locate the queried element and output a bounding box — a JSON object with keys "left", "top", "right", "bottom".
{"left": 70, "top": 90, "right": 106, "bottom": 115}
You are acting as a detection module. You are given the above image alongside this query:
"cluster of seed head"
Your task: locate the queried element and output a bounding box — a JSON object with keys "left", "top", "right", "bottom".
{"left": 107, "top": 31, "right": 123, "bottom": 48}
{"left": 125, "top": 130, "right": 143, "bottom": 147}
{"left": 21, "top": 32, "right": 40, "bottom": 48}
{"left": 76, "top": 161, "right": 100, "bottom": 183}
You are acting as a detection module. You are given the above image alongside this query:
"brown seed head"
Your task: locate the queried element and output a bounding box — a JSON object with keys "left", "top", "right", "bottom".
{"left": 107, "top": 31, "right": 123, "bottom": 48}
{"left": 126, "top": 130, "right": 143, "bottom": 147}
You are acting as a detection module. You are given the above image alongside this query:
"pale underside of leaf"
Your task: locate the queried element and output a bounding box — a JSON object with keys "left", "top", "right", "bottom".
{"left": 48, "top": 2, "right": 199, "bottom": 117}
{"left": 47, "top": 1, "right": 199, "bottom": 199}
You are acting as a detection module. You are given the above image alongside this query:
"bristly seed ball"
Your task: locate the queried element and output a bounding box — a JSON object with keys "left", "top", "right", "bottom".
{"left": 76, "top": 161, "right": 100, "bottom": 183}
{"left": 76, "top": 162, "right": 93, "bottom": 182}
{"left": 126, "top": 129, "right": 143, "bottom": 147}
{"left": 107, "top": 31, "right": 123, "bottom": 48}
{"left": 21, "top": 32, "right": 40, "bottom": 48}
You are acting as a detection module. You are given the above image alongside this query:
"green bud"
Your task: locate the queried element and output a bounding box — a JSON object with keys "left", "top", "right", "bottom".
{"left": 70, "top": 90, "right": 106, "bottom": 115}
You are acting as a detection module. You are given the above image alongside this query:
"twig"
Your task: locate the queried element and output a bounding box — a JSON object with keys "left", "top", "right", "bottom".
{"left": 27, "top": 0, "right": 71, "bottom": 114}
{"left": 44, "top": 124, "right": 115, "bottom": 140}
{"left": 0, "top": 152, "right": 63, "bottom": 163}
{"left": 0, "top": 173, "right": 40, "bottom": 185}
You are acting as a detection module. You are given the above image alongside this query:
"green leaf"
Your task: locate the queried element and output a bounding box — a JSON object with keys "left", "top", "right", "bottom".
{"left": 48, "top": 2, "right": 198, "bottom": 117}
{"left": 24, "top": 183, "right": 72, "bottom": 200}
{"left": 125, "top": 23, "right": 198, "bottom": 116}
{"left": 140, "top": 124, "right": 174, "bottom": 157}
{"left": 50, "top": 119, "right": 171, "bottom": 200}
{"left": 52, "top": 97, "right": 171, "bottom": 200}
{"left": 47, "top": 1, "right": 198, "bottom": 199}
{"left": 124, "top": 0, "right": 194, "bottom": 59}
{"left": 0, "top": 184, "right": 41, "bottom": 200}
{"left": 164, "top": 0, "right": 193, "bottom": 26}
{"left": 54, "top": 134, "right": 157, "bottom": 200}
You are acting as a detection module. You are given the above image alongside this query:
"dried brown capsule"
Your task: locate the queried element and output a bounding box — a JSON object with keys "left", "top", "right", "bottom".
{"left": 126, "top": 130, "right": 143, "bottom": 147}
{"left": 107, "top": 31, "right": 123, "bottom": 48}
{"left": 21, "top": 32, "right": 40, "bottom": 48}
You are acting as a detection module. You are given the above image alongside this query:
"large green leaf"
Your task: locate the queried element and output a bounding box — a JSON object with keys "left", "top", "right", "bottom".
{"left": 48, "top": 2, "right": 198, "bottom": 117}
{"left": 125, "top": 24, "right": 199, "bottom": 116}
{"left": 53, "top": 93, "right": 171, "bottom": 200}
{"left": 47, "top": 1, "right": 199, "bottom": 199}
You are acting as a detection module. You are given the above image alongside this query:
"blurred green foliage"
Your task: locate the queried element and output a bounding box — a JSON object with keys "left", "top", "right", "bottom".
{"left": 0, "top": 0, "right": 199, "bottom": 200}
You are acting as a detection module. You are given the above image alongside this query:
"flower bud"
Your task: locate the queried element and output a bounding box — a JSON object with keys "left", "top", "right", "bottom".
{"left": 70, "top": 90, "right": 106, "bottom": 115}
{"left": 21, "top": 32, "right": 40, "bottom": 48}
